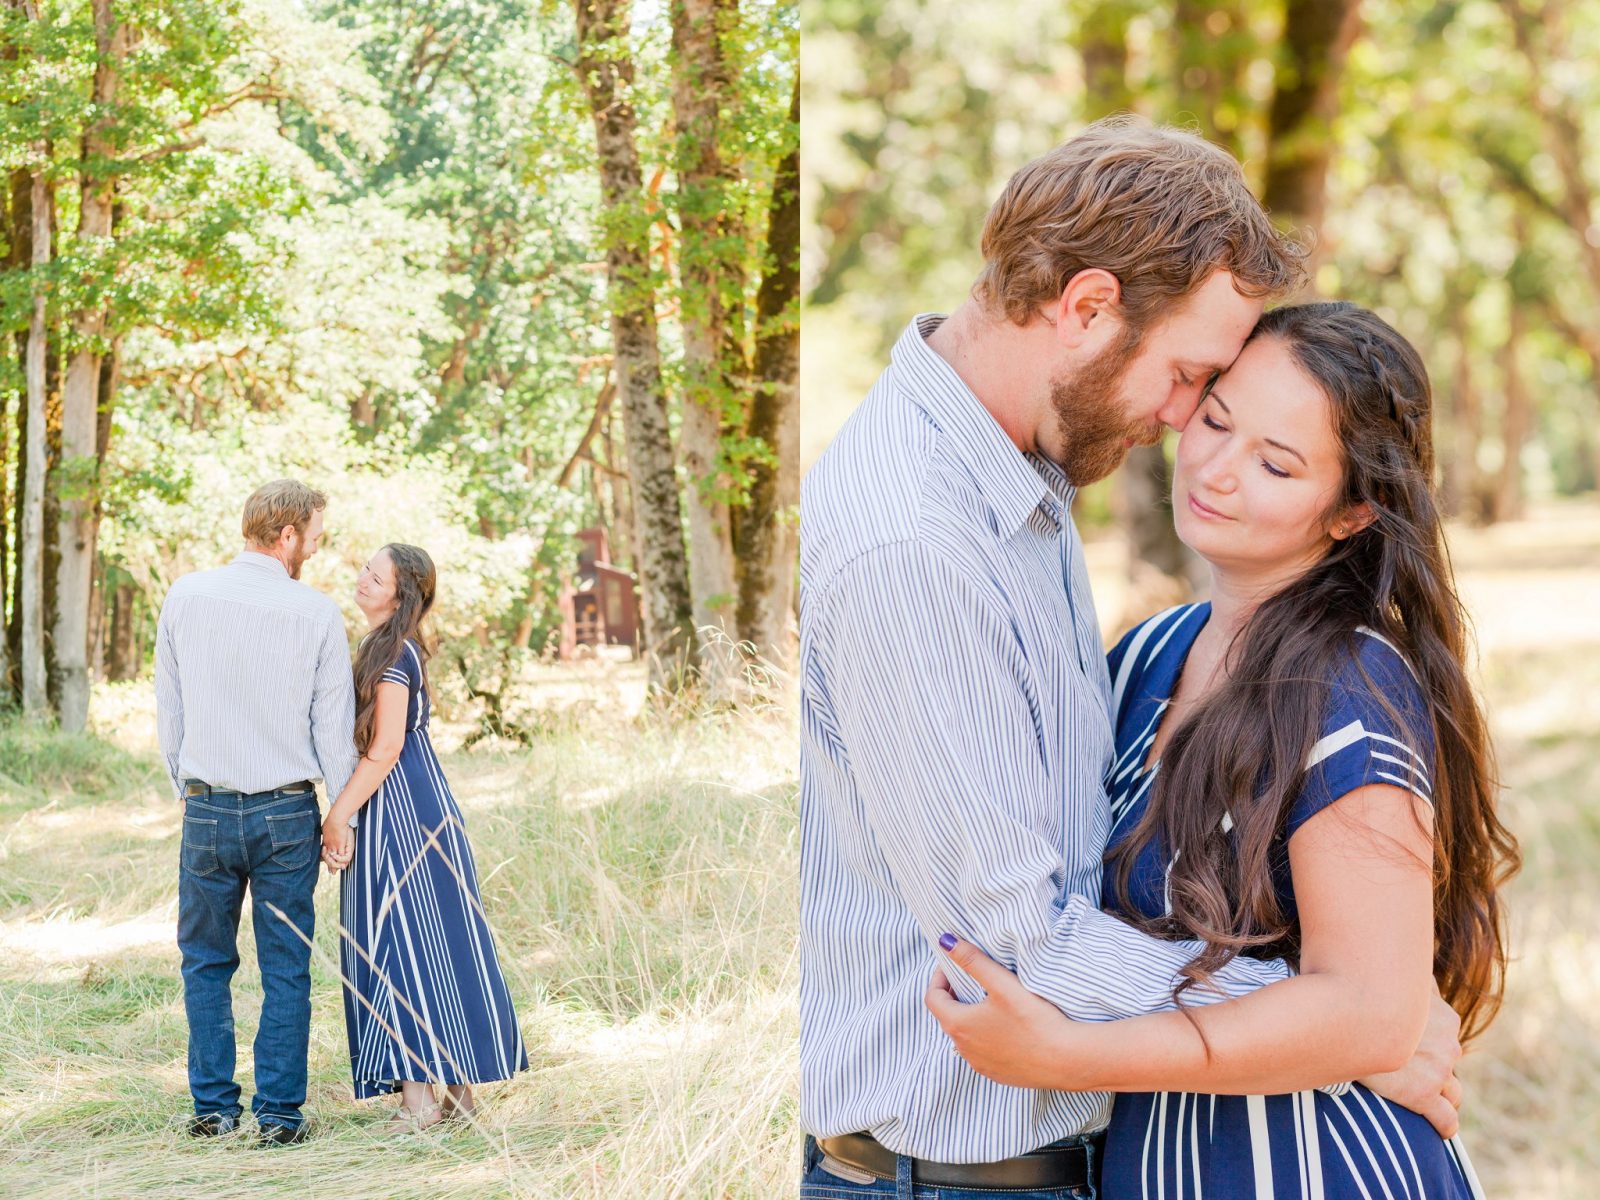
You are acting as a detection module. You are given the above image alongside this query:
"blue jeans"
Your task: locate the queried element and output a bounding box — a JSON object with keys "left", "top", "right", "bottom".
{"left": 801, "top": 1134, "right": 1100, "bottom": 1200}
{"left": 178, "top": 782, "right": 320, "bottom": 1128}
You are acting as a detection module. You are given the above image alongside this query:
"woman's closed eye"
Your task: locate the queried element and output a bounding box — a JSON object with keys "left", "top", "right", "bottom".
{"left": 1201, "top": 414, "right": 1289, "bottom": 477}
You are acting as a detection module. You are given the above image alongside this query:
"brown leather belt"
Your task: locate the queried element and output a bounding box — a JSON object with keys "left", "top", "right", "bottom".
{"left": 817, "top": 1130, "right": 1102, "bottom": 1191}
{"left": 184, "top": 780, "right": 314, "bottom": 798}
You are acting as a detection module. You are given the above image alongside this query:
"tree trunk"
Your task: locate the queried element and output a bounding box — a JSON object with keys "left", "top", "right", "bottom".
{"left": 105, "top": 579, "right": 133, "bottom": 680}
{"left": 1079, "top": 6, "right": 1132, "bottom": 114}
{"left": 21, "top": 167, "right": 50, "bottom": 716}
{"left": 0, "top": 170, "right": 23, "bottom": 698}
{"left": 1171, "top": 1, "right": 1250, "bottom": 158}
{"left": 1440, "top": 303, "right": 1482, "bottom": 521}
{"left": 670, "top": 0, "right": 739, "bottom": 671}
{"left": 1261, "top": 0, "right": 1362, "bottom": 276}
{"left": 44, "top": 335, "right": 62, "bottom": 712}
{"left": 1106, "top": 13, "right": 1208, "bottom": 619}
{"left": 1492, "top": 293, "right": 1529, "bottom": 524}
{"left": 734, "top": 79, "right": 799, "bottom": 665}
{"left": 53, "top": 0, "right": 127, "bottom": 732}
{"left": 574, "top": 0, "right": 695, "bottom": 688}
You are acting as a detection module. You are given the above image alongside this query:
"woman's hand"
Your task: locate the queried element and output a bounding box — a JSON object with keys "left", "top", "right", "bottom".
{"left": 923, "top": 933, "right": 1096, "bottom": 1091}
{"left": 321, "top": 809, "right": 354, "bottom": 873}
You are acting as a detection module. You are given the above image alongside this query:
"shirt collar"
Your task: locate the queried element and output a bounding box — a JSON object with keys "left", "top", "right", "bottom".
{"left": 891, "top": 313, "right": 1076, "bottom": 536}
{"left": 231, "top": 550, "right": 291, "bottom": 580}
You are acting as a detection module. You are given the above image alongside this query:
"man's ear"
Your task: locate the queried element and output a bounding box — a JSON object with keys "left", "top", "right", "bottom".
{"left": 1330, "top": 502, "right": 1376, "bottom": 540}
{"left": 1050, "top": 268, "right": 1123, "bottom": 352}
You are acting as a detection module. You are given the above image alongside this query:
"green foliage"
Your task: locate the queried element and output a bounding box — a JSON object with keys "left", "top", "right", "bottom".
{"left": 1, "top": 0, "right": 796, "bottom": 690}
{"left": 802, "top": 0, "right": 1600, "bottom": 517}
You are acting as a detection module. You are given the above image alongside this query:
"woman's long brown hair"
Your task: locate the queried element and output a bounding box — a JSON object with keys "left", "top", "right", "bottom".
{"left": 353, "top": 543, "right": 436, "bottom": 757}
{"left": 1107, "top": 302, "right": 1519, "bottom": 1042}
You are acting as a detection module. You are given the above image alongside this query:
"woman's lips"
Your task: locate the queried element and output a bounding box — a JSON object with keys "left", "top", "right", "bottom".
{"left": 1187, "top": 492, "right": 1232, "bottom": 520}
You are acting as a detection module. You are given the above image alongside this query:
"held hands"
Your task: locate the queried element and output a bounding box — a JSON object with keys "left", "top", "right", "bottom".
{"left": 321, "top": 808, "right": 354, "bottom": 874}
{"left": 1357, "top": 989, "right": 1465, "bottom": 1139}
{"left": 923, "top": 933, "right": 1089, "bottom": 1091}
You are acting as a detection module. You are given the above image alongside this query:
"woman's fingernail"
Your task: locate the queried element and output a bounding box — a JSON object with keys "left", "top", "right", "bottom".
{"left": 938, "top": 933, "right": 958, "bottom": 952}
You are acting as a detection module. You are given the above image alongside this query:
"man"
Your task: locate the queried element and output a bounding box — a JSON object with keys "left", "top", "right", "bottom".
{"left": 157, "top": 479, "right": 357, "bottom": 1145}
{"left": 799, "top": 117, "right": 1461, "bottom": 1195}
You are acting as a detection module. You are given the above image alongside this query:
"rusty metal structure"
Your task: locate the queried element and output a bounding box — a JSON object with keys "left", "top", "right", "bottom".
{"left": 557, "top": 527, "right": 640, "bottom": 660}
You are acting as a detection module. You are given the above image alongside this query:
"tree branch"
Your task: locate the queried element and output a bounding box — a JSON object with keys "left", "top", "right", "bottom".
{"left": 557, "top": 377, "right": 619, "bottom": 487}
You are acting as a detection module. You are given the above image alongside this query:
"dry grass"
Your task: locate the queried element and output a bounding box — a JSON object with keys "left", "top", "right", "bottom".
{"left": 3, "top": 504, "right": 1598, "bottom": 1198}
{"left": 0, "top": 661, "right": 798, "bottom": 1199}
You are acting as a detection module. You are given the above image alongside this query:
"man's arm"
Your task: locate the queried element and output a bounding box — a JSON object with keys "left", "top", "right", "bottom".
{"left": 820, "top": 544, "right": 1288, "bottom": 1023}
{"left": 926, "top": 785, "right": 1464, "bottom": 1133}
{"left": 309, "top": 609, "right": 358, "bottom": 805}
{"left": 154, "top": 599, "right": 185, "bottom": 801}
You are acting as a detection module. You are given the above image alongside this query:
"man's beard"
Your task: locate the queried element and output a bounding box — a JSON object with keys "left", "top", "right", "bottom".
{"left": 1048, "top": 326, "right": 1162, "bottom": 486}
{"left": 287, "top": 541, "right": 308, "bottom": 580}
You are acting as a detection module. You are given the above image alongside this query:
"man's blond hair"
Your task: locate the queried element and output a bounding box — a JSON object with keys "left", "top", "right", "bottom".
{"left": 241, "top": 479, "right": 327, "bottom": 548}
{"left": 974, "top": 115, "right": 1306, "bottom": 334}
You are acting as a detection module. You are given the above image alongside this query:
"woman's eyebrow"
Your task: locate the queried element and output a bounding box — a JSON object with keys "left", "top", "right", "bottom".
{"left": 1264, "top": 438, "right": 1308, "bottom": 467}
{"left": 1207, "top": 392, "right": 1309, "bottom": 467}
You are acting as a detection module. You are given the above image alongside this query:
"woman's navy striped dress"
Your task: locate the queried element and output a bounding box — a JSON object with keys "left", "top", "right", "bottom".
{"left": 1099, "top": 603, "right": 1485, "bottom": 1200}
{"left": 339, "top": 639, "right": 527, "bottom": 1099}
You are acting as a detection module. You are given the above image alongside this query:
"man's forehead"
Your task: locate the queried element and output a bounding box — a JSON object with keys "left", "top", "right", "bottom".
{"left": 1161, "top": 283, "right": 1262, "bottom": 366}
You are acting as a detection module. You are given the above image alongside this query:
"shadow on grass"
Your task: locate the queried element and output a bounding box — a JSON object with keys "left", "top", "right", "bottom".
{"left": 0, "top": 719, "right": 165, "bottom": 813}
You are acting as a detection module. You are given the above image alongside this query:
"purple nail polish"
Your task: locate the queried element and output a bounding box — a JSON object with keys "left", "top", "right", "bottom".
{"left": 938, "top": 933, "right": 957, "bottom": 952}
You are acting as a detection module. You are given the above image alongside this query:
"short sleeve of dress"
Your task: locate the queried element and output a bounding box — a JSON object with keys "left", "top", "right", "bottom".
{"left": 380, "top": 640, "right": 420, "bottom": 692}
{"left": 1289, "top": 630, "right": 1437, "bottom": 838}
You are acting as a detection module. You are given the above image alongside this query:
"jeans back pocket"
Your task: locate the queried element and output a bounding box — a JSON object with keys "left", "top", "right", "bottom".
{"left": 182, "top": 815, "right": 221, "bottom": 877}
{"left": 265, "top": 809, "right": 318, "bottom": 870}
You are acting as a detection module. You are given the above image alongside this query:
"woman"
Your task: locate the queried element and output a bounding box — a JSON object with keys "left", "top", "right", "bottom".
{"left": 321, "top": 543, "right": 527, "bottom": 1129}
{"left": 926, "top": 303, "right": 1518, "bottom": 1197}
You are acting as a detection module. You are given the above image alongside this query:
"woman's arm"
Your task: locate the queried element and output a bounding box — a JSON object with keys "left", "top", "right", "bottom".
{"left": 926, "top": 783, "right": 1437, "bottom": 1094}
{"left": 321, "top": 680, "right": 408, "bottom": 865}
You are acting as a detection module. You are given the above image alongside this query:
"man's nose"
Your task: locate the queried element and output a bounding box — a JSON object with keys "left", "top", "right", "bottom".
{"left": 1158, "top": 386, "right": 1205, "bottom": 433}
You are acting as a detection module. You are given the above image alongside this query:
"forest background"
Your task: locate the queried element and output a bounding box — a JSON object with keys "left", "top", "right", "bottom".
{"left": 0, "top": 0, "right": 799, "bottom": 1196}
{"left": 3, "top": 0, "right": 799, "bottom": 723}
{"left": 803, "top": 2, "right": 1600, "bottom": 1196}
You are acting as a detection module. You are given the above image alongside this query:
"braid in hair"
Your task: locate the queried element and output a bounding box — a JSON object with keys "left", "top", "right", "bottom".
{"left": 1354, "top": 327, "right": 1431, "bottom": 476}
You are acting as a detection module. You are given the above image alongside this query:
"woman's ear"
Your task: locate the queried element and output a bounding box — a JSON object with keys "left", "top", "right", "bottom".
{"left": 1330, "top": 502, "right": 1376, "bottom": 540}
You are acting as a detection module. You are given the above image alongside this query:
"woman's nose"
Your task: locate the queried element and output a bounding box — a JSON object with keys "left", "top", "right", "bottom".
{"left": 1195, "top": 448, "right": 1239, "bottom": 493}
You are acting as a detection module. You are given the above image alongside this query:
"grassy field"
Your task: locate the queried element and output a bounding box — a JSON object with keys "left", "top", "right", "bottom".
{"left": 3, "top": 505, "right": 1599, "bottom": 1198}
{"left": 0, "top": 661, "right": 798, "bottom": 1199}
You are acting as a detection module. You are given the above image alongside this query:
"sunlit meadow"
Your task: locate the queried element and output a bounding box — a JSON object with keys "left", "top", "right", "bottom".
{"left": 0, "top": 660, "right": 798, "bottom": 1199}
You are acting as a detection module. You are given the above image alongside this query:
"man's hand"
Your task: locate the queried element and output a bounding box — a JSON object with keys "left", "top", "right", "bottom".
{"left": 1359, "top": 990, "right": 1464, "bottom": 1138}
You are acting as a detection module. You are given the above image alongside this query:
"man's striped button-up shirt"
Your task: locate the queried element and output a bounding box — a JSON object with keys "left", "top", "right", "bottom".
{"left": 799, "top": 315, "right": 1290, "bottom": 1163}
{"left": 156, "top": 552, "right": 358, "bottom": 804}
